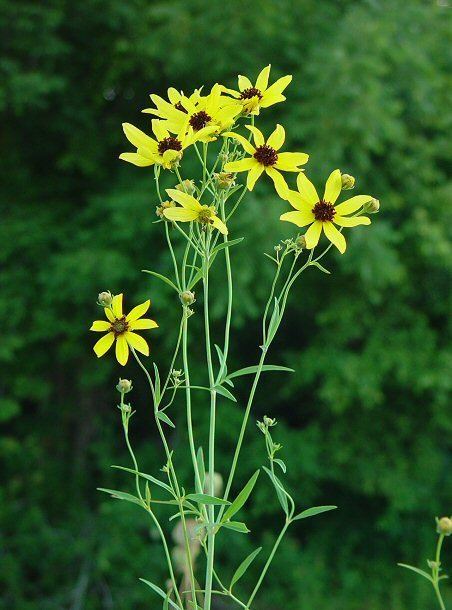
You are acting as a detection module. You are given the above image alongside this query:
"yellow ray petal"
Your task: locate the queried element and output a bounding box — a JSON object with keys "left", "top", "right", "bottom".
{"left": 163, "top": 208, "right": 199, "bottom": 222}
{"left": 152, "top": 119, "right": 169, "bottom": 141}
{"left": 166, "top": 189, "right": 202, "bottom": 211}
{"left": 126, "top": 299, "right": 150, "bottom": 322}
{"left": 119, "top": 153, "right": 154, "bottom": 167}
{"left": 245, "top": 125, "right": 265, "bottom": 146}
{"left": 167, "top": 87, "right": 181, "bottom": 104}
{"left": 324, "top": 169, "right": 342, "bottom": 203}
{"left": 125, "top": 331, "right": 149, "bottom": 356}
{"left": 256, "top": 65, "right": 271, "bottom": 91}
{"left": 286, "top": 189, "right": 314, "bottom": 211}
{"left": 90, "top": 320, "right": 111, "bottom": 332}
{"left": 224, "top": 158, "right": 257, "bottom": 172}
{"left": 305, "top": 221, "right": 323, "bottom": 249}
{"left": 265, "top": 167, "right": 289, "bottom": 199}
{"left": 211, "top": 215, "right": 228, "bottom": 235}
{"left": 280, "top": 210, "right": 315, "bottom": 227}
{"left": 260, "top": 75, "right": 292, "bottom": 107}
{"left": 112, "top": 294, "right": 123, "bottom": 318}
{"left": 105, "top": 307, "right": 115, "bottom": 322}
{"left": 129, "top": 318, "right": 159, "bottom": 330}
{"left": 323, "top": 221, "right": 346, "bottom": 254}
{"left": 122, "top": 123, "right": 156, "bottom": 150}
{"left": 222, "top": 132, "right": 255, "bottom": 155}
{"left": 275, "top": 152, "right": 309, "bottom": 171}
{"left": 115, "top": 334, "right": 129, "bottom": 366}
{"left": 334, "top": 195, "right": 373, "bottom": 215}
{"left": 267, "top": 124, "right": 285, "bottom": 151}
{"left": 334, "top": 215, "right": 371, "bottom": 227}
{"left": 297, "top": 172, "right": 319, "bottom": 206}
{"left": 246, "top": 163, "right": 264, "bottom": 190}
{"left": 238, "top": 74, "right": 252, "bottom": 91}
{"left": 93, "top": 332, "right": 115, "bottom": 358}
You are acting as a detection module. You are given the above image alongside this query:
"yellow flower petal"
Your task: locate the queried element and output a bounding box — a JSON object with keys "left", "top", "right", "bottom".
{"left": 129, "top": 318, "right": 159, "bottom": 330}
{"left": 238, "top": 74, "right": 252, "bottom": 91}
{"left": 126, "top": 299, "right": 150, "bottom": 322}
{"left": 105, "top": 307, "right": 115, "bottom": 322}
{"left": 115, "top": 334, "right": 129, "bottom": 366}
{"left": 334, "top": 215, "right": 371, "bottom": 227}
{"left": 211, "top": 215, "right": 229, "bottom": 235}
{"left": 122, "top": 123, "right": 157, "bottom": 150}
{"left": 296, "top": 173, "right": 319, "bottom": 206}
{"left": 286, "top": 189, "right": 314, "bottom": 211}
{"left": 152, "top": 119, "right": 169, "bottom": 141}
{"left": 224, "top": 158, "right": 257, "bottom": 172}
{"left": 165, "top": 189, "right": 202, "bottom": 211}
{"left": 245, "top": 125, "right": 265, "bottom": 146}
{"left": 305, "top": 221, "right": 323, "bottom": 249}
{"left": 280, "top": 210, "right": 315, "bottom": 227}
{"left": 246, "top": 163, "right": 264, "bottom": 190}
{"left": 275, "top": 152, "right": 309, "bottom": 171}
{"left": 93, "top": 332, "right": 115, "bottom": 358}
{"left": 90, "top": 320, "right": 111, "bottom": 332}
{"left": 223, "top": 132, "right": 255, "bottom": 155}
{"left": 119, "top": 153, "right": 154, "bottom": 167}
{"left": 267, "top": 124, "right": 285, "bottom": 151}
{"left": 265, "top": 167, "right": 289, "bottom": 199}
{"left": 256, "top": 65, "right": 271, "bottom": 91}
{"left": 125, "top": 331, "right": 149, "bottom": 356}
{"left": 112, "top": 294, "right": 123, "bottom": 318}
{"left": 260, "top": 75, "right": 292, "bottom": 107}
{"left": 334, "top": 195, "right": 373, "bottom": 215}
{"left": 323, "top": 221, "right": 346, "bottom": 254}
{"left": 323, "top": 169, "right": 342, "bottom": 204}
{"left": 163, "top": 208, "right": 199, "bottom": 222}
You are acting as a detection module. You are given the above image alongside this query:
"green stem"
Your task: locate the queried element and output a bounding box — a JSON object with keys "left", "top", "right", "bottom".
{"left": 432, "top": 534, "right": 446, "bottom": 610}
{"left": 217, "top": 194, "right": 233, "bottom": 382}
{"left": 165, "top": 222, "right": 182, "bottom": 291}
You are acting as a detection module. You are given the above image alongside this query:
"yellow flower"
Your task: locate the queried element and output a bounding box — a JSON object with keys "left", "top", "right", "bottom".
{"left": 280, "top": 169, "right": 373, "bottom": 254}
{"left": 143, "top": 84, "right": 242, "bottom": 142}
{"left": 119, "top": 119, "right": 214, "bottom": 169}
{"left": 223, "top": 64, "right": 292, "bottom": 115}
{"left": 223, "top": 125, "right": 309, "bottom": 199}
{"left": 90, "top": 294, "right": 158, "bottom": 366}
{"left": 162, "top": 188, "right": 228, "bottom": 235}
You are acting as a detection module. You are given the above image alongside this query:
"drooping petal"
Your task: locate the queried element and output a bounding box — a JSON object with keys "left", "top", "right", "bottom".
{"left": 265, "top": 167, "right": 289, "bottom": 199}
{"left": 112, "top": 294, "right": 123, "bottom": 318}
{"left": 211, "top": 215, "right": 228, "bottom": 235}
{"left": 297, "top": 172, "right": 319, "bottom": 206}
{"left": 222, "top": 132, "right": 255, "bottom": 155}
{"left": 163, "top": 208, "right": 199, "bottom": 222}
{"left": 275, "top": 152, "right": 309, "bottom": 171}
{"left": 126, "top": 299, "right": 150, "bottom": 322}
{"left": 245, "top": 125, "right": 265, "bottom": 146}
{"left": 304, "top": 221, "right": 323, "bottom": 249}
{"left": 93, "top": 332, "right": 115, "bottom": 358}
{"left": 267, "top": 124, "right": 285, "bottom": 151}
{"left": 122, "top": 123, "right": 157, "bottom": 150}
{"left": 246, "top": 163, "right": 265, "bottom": 190}
{"left": 224, "top": 157, "right": 257, "bottom": 172}
{"left": 90, "top": 320, "right": 111, "bottom": 332}
{"left": 125, "top": 331, "right": 149, "bottom": 356}
{"left": 323, "top": 169, "right": 342, "bottom": 203}
{"left": 115, "top": 334, "right": 129, "bottom": 366}
{"left": 260, "top": 75, "right": 292, "bottom": 107}
{"left": 323, "top": 221, "right": 346, "bottom": 254}
{"left": 129, "top": 318, "right": 159, "bottom": 330}
{"left": 286, "top": 189, "right": 314, "bottom": 211}
{"left": 256, "top": 65, "right": 271, "bottom": 91}
{"left": 166, "top": 189, "right": 202, "bottom": 211}
{"left": 238, "top": 74, "right": 252, "bottom": 91}
{"left": 335, "top": 195, "right": 373, "bottom": 215}
{"left": 119, "top": 153, "right": 154, "bottom": 167}
{"left": 280, "top": 209, "right": 315, "bottom": 227}
{"left": 334, "top": 215, "right": 371, "bottom": 227}
{"left": 105, "top": 308, "right": 115, "bottom": 322}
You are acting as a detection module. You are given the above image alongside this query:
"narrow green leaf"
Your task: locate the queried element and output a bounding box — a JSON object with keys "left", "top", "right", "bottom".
{"left": 309, "top": 261, "right": 331, "bottom": 274}
{"left": 185, "top": 493, "right": 231, "bottom": 505}
{"left": 156, "top": 411, "right": 175, "bottom": 428}
{"left": 142, "top": 270, "right": 179, "bottom": 292}
{"left": 293, "top": 505, "right": 337, "bottom": 520}
{"left": 221, "top": 521, "right": 250, "bottom": 533}
{"left": 226, "top": 365, "right": 294, "bottom": 380}
{"left": 267, "top": 298, "right": 280, "bottom": 340}
{"left": 140, "top": 579, "right": 180, "bottom": 610}
{"left": 222, "top": 470, "right": 260, "bottom": 523}
{"left": 111, "top": 465, "right": 173, "bottom": 495}
{"left": 214, "top": 344, "right": 227, "bottom": 376}
{"left": 397, "top": 564, "right": 433, "bottom": 583}
{"left": 262, "top": 466, "right": 289, "bottom": 514}
{"left": 211, "top": 237, "right": 244, "bottom": 257}
{"left": 230, "top": 547, "right": 262, "bottom": 590}
{"left": 153, "top": 363, "right": 161, "bottom": 403}
{"left": 97, "top": 488, "right": 143, "bottom": 506}
{"left": 213, "top": 385, "right": 237, "bottom": 402}
{"left": 274, "top": 458, "right": 287, "bottom": 473}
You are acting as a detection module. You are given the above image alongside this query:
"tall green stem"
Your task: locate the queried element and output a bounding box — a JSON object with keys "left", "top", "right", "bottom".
{"left": 432, "top": 534, "right": 446, "bottom": 610}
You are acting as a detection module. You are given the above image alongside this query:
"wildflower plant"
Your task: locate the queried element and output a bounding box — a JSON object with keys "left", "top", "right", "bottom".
{"left": 91, "top": 65, "right": 379, "bottom": 609}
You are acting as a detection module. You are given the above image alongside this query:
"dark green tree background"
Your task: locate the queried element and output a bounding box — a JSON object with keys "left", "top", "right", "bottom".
{"left": 1, "top": 0, "right": 451, "bottom": 608}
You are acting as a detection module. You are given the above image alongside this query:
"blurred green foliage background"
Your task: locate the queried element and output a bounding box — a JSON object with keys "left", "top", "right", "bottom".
{"left": 1, "top": 0, "right": 451, "bottom": 608}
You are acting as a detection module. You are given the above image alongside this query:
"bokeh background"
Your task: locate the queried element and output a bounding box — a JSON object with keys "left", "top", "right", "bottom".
{"left": 1, "top": 0, "right": 451, "bottom": 608}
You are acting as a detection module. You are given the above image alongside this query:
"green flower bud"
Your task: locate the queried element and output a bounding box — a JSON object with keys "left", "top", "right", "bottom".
{"left": 437, "top": 516, "right": 452, "bottom": 536}
{"left": 263, "top": 415, "right": 277, "bottom": 427}
{"left": 214, "top": 172, "right": 236, "bottom": 189}
{"left": 180, "top": 290, "right": 196, "bottom": 306}
{"left": 363, "top": 197, "right": 380, "bottom": 214}
{"left": 175, "top": 179, "right": 196, "bottom": 195}
{"left": 341, "top": 173, "right": 355, "bottom": 190}
{"left": 116, "top": 379, "right": 133, "bottom": 394}
{"left": 121, "top": 403, "right": 132, "bottom": 414}
{"left": 156, "top": 200, "right": 176, "bottom": 219}
{"left": 98, "top": 291, "right": 113, "bottom": 307}
{"left": 295, "top": 235, "right": 307, "bottom": 250}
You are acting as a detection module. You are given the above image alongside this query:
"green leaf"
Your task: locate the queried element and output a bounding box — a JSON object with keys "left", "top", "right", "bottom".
{"left": 262, "top": 466, "right": 289, "bottom": 514}
{"left": 140, "top": 579, "right": 180, "bottom": 610}
{"left": 230, "top": 547, "right": 262, "bottom": 591}
{"left": 111, "top": 465, "right": 173, "bottom": 495}
{"left": 163, "top": 592, "right": 170, "bottom": 610}
{"left": 211, "top": 237, "right": 244, "bottom": 257}
{"left": 293, "top": 505, "right": 338, "bottom": 520}
{"left": 213, "top": 385, "right": 237, "bottom": 402}
{"left": 97, "top": 488, "right": 143, "bottom": 506}
{"left": 156, "top": 411, "right": 175, "bottom": 428}
{"left": 267, "top": 298, "right": 281, "bottom": 340}
{"left": 226, "top": 364, "right": 294, "bottom": 380}
{"left": 185, "top": 493, "right": 231, "bottom": 505}
{"left": 153, "top": 363, "right": 161, "bottom": 403}
{"left": 309, "top": 261, "right": 331, "bottom": 274}
{"left": 221, "top": 521, "right": 250, "bottom": 533}
{"left": 397, "top": 564, "right": 433, "bottom": 582}
{"left": 214, "top": 344, "right": 227, "bottom": 376}
{"left": 222, "top": 470, "right": 260, "bottom": 523}
{"left": 142, "top": 270, "right": 179, "bottom": 292}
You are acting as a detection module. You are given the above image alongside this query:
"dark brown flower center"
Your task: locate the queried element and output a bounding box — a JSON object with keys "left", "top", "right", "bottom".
{"left": 189, "top": 110, "right": 211, "bottom": 131}
{"left": 312, "top": 200, "right": 336, "bottom": 222}
{"left": 110, "top": 316, "right": 129, "bottom": 336}
{"left": 174, "top": 101, "right": 187, "bottom": 113}
{"left": 158, "top": 137, "right": 183, "bottom": 155}
{"left": 254, "top": 145, "right": 278, "bottom": 166}
{"left": 240, "top": 87, "right": 263, "bottom": 100}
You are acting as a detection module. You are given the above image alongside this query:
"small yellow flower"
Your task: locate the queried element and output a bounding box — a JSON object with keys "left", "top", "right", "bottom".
{"left": 90, "top": 294, "right": 158, "bottom": 366}
{"left": 223, "top": 125, "right": 309, "bottom": 199}
{"left": 162, "top": 188, "right": 228, "bottom": 235}
{"left": 120, "top": 119, "right": 214, "bottom": 169}
{"left": 143, "top": 84, "right": 242, "bottom": 142}
{"left": 223, "top": 65, "right": 292, "bottom": 115}
{"left": 280, "top": 169, "right": 373, "bottom": 254}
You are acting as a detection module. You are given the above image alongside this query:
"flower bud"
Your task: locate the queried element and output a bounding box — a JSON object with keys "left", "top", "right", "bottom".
{"left": 341, "top": 173, "right": 355, "bottom": 190}
{"left": 295, "top": 235, "right": 307, "bottom": 250}
{"left": 175, "top": 179, "right": 196, "bottom": 195}
{"left": 214, "top": 172, "right": 235, "bottom": 189}
{"left": 98, "top": 291, "right": 113, "bottom": 307}
{"left": 180, "top": 290, "right": 196, "bottom": 306}
{"left": 264, "top": 415, "right": 277, "bottom": 427}
{"left": 121, "top": 403, "right": 132, "bottom": 414}
{"left": 116, "top": 379, "right": 133, "bottom": 394}
{"left": 156, "top": 200, "right": 176, "bottom": 219}
{"left": 437, "top": 516, "right": 452, "bottom": 536}
{"left": 363, "top": 197, "right": 380, "bottom": 214}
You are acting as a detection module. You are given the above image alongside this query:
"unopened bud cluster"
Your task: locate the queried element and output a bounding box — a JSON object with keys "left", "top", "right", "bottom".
{"left": 214, "top": 172, "right": 235, "bottom": 189}
{"left": 436, "top": 516, "right": 452, "bottom": 536}
{"left": 116, "top": 378, "right": 132, "bottom": 394}
{"left": 179, "top": 290, "right": 196, "bottom": 306}
{"left": 98, "top": 290, "right": 113, "bottom": 307}
{"left": 363, "top": 197, "right": 380, "bottom": 214}
{"left": 156, "top": 200, "right": 176, "bottom": 219}
{"left": 175, "top": 179, "right": 196, "bottom": 195}
{"left": 341, "top": 173, "right": 355, "bottom": 190}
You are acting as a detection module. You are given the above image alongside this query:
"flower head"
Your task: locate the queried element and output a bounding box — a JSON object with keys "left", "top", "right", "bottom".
{"left": 223, "top": 125, "right": 308, "bottom": 199}
{"left": 90, "top": 294, "right": 158, "bottom": 366}
{"left": 223, "top": 65, "right": 292, "bottom": 115}
{"left": 162, "top": 189, "right": 228, "bottom": 235}
{"left": 280, "top": 169, "right": 373, "bottom": 254}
